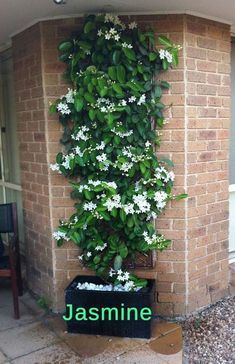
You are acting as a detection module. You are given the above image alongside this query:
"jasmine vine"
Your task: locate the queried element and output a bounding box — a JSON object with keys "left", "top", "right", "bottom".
{"left": 50, "top": 13, "right": 186, "bottom": 291}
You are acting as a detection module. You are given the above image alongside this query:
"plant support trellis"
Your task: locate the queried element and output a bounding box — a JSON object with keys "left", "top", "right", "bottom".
{"left": 50, "top": 14, "right": 186, "bottom": 291}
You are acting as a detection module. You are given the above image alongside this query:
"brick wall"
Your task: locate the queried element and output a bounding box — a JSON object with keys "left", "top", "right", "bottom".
{"left": 12, "top": 14, "right": 231, "bottom": 315}
{"left": 185, "top": 16, "right": 230, "bottom": 312}
{"left": 12, "top": 24, "right": 54, "bottom": 301}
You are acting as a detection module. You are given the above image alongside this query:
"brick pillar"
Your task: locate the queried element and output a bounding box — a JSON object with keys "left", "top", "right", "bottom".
{"left": 12, "top": 14, "right": 231, "bottom": 315}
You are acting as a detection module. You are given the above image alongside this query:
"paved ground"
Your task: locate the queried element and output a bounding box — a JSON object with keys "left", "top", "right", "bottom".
{"left": 0, "top": 280, "right": 182, "bottom": 364}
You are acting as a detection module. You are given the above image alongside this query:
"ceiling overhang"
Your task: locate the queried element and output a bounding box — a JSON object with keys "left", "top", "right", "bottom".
{"left": 0, "top": 0, "right": 234, "bottom": 50}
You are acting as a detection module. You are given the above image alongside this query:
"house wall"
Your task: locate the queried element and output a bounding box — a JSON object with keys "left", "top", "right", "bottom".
{"left": 12, "top": 14, "right": 231, "bottom": 315}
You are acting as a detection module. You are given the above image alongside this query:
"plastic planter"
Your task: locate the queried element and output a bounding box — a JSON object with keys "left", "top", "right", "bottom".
{"left": 65, "top": 275, "right": 155, "bottom": 338}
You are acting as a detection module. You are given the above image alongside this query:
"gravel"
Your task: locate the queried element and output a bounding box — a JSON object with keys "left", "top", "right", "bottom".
{"left": 182, "top": 296, "right": 235, "bottom": 364}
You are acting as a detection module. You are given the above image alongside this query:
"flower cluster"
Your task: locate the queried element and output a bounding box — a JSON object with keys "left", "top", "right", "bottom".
{"left": 143, "top": 231, "right": 166, "bottom": 247}
{"left": 98, "top": 27, "right": 121, "bottom": 41}
{"left": 159, "top": 49, "right": 173, "bottom": 63}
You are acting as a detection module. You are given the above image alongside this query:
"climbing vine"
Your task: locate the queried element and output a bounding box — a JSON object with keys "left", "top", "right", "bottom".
{"left": 50, "top": 14, "right": 186, "bottom": 291}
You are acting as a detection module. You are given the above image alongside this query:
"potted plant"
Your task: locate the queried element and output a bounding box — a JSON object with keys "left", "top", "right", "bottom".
{"left": 50, "top": 13, "right": 185, "bottom": 338}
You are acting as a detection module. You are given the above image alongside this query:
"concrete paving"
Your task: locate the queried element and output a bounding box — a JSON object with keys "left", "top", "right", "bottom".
{"left": 0, "top": 281, "right": 182, "bottom": 364}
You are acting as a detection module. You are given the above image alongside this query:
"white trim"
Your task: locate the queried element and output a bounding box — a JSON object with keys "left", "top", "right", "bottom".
{"left": 9, "top": 9, "right": 233, "bottom": 41}
{"left": 183, "top": 16, "right": 189, "bottom": 312}
{"left": 229, "top": 250, "right": 235, "bottom": 263}
{"left": 0, "top": 42, "right": 12, "bottom": 53}
{"left": 0, "top": 181, "right": 22, "bottom": 192}
{"left": 229, "top": 184, "right": 235, "bottom": 192}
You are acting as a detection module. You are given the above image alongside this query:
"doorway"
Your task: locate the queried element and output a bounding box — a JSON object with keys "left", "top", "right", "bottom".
{"left": 0, "top": 48, "right": 24, "bottom": 248}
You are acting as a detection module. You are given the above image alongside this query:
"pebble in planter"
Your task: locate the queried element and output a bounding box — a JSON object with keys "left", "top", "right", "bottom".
{"left": 50, "top": 13, "right": 186, "bottom": 338}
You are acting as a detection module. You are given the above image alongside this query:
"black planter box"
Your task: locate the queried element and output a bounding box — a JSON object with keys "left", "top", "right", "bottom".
{"left": 65, "top": 275, "right": 155, "bottom": 338}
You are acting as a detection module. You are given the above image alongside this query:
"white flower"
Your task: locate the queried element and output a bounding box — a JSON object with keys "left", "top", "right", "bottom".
{"left": 62, "top": 154, "right": 75, "bottom": 170}
{"left": 78, "top": 255, "right": 83, "bottom": 260}
{"left": 72, "top": 126, "right": 90, "bottom": 141}
{"left": 65, "top": 88, "right": 75, "bottom": 104}
{"left": 137, "top": 94, "right": 146, "bottom": 105}
{"left": 123, "top": 271, "right": 130, "bottom": 280}
{"left": 97, "top": 29, "right": 103, "bottom": 37}
{"left": 95, "top": 243, "right": 107, "bottom": 251}
{"left": 109, "top": 268, "right": 115, "bottom": 277}
{"left": 123, "top": 203, "right": 135, "bottom": 215}
{"left": 128, "top": 21, "right": 137, "bottom": 29}
{"left": 122, "top": 42, "right": 133, "bottom": 49}
{"left": 145, "top": 141, "right": 152, "bottom": 148}
{"left": 124, "top": 281, "right": 135, "bottom": 290}
{"left": 53, "top": 231, "right": 69, "bottom": 241}
{"left": 96, "top": 141, "right": 105, "bottom": 150}
{"left": 50, "top": 163, "right": 60, "bottom": 171}
{"left": 109, "top": 28, "right": 116, "bottom": 35}
{"left": 114, "top": 34, "right": 120, "bottom": 41}
{"left": 83, "top": 202, "right": 97, "bottom": 211}
{"left": 143, "top": 231, "right": 165, "bottom": 245}
{"left": 74, "top": 146, "right": 84, "bottom": 157}
{"left": 159, "top": 49, "right": 173, "bottom": 63}
{"left": 159, "top": 49, "right": 165, "bottom": 60}
{"left": 57, "top": 102, "right": 71, "bottom": 115}
{"left": 105, "top": 33, "right": 111, "bottom": 40}
{"left": 168, "top": 171, "right": 175, "bottom": 181}
{"left": 121, "top": 100, "right": 127, "bottom": 106}
{"left": 120, "top": 162, "right": 133, "bottom": 173}
{"left": 133, "top": 193, "right": 151, "bottom": 213}
{"left": 104, "top": 194, "right": 121, "bottom": 211}
{"left": 87, "top": 251, "right": 92, "bottom": 257}
{"left": 154, "top": 191, "right": 168, "bottom": 209}
{"left": 96, "top": 153, "right": 107, "bottom": 162}
{"left": 128, "top": 96, "right": 136, "bottom": 103}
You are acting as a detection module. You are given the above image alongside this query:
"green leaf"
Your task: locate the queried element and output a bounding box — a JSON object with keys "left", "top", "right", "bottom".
{"left": 99, "top": 211, "right": 111, "bottom": 221}
{"left": 112, "top": 83, "right": 123, "bottom": 95}
{"left": 162, "top": 59, "right": 168, "bottom": 70}
{"left": 74, "top": 95, "right": 84, "bottom": 112}
{"left": 56, "top": 152, "right": 63, "bottom": 164}
{"left": 84, "top": 190, "right": 92, "bottom": 200}
{"left": 171, "top": 48, "right": 179, "bottom": 66}
{"left": 140, "top": 162, "right": 146, "bottom": 175}
{"left": 160, "top": 158, "right": 174, "bottom": 167}
{"left": 116, "top": 65, "right": 126, "bottom": 83}
{"left": 114, "top": 255, "right": 123, "bottom": 270}
{"left": 120, "top": 209, "right": 126, "bottom": 223}
{"left": 93, "top": 255, "right": 101, "bottom": 264}
{"left": 58, "top": 41, "right": 73, "bottom": 52}
{"left": 75, "top": 155, "right": 85, "bottom": 167}
{"left": 111, "top": 207, "right": 118, "bottom": 217}
{"left": 84, "top": 21, "right": 95, "bottom": 34}
{"left": 112, "top": 50, "right": 121, "bottom": 65}
{"left": 70, "top": 231, "right": 81, "bottom": 245}
{"left": 49, "top": 103, "right": 57, "bottom": 114}
{"left": 108, "top": 66, "right": 117, "bottom": 80}
{"left": 78, "top": 41, "right": 92, "bottom": 50}
{"left": 119, "top": 244, "right": 128, "bottom": 258}
{"left": 149, "top": 52, "right": 157, "bottom": 61}
{"left": 84, "top": 92, "right": 96, "bottom": 104}
{"left": 158, "top": 35, "right": 172, "bottom": 47}
{"left": 88, "top": 109, "right": 96, "bottom": 121}
{"left": 127, "top": 217, "right": 134, "bottom": 228}
{"left": 123, "top": 48, "right": 136, "bottom": 61}
{"left": 154, "top": 85, "right": 162, "bottom": 98}
{"left": 107, "top": 113, "right": 114, "bottom": 128}
{"left": 174, "top": 193, "right": 188, "bottom": 200}
{"left": 160, "top": 81, "right": 170, "bottom": 89}
{"left": 100, "top": 87, "right": 108, "bottom": 97}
